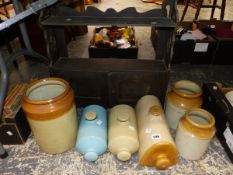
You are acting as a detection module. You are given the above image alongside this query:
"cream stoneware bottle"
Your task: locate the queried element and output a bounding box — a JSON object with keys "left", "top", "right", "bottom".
{"left": 135, "top": 95, "right": 178, "bottom": 170}
{"left": 165, "top": 80, "right": 203, "bottom": 130}
{"left": 108, "top": 104, "right": 139, "bottom": 161}
{"left": 175, "top": 108, "right": 216, "bottom": 160}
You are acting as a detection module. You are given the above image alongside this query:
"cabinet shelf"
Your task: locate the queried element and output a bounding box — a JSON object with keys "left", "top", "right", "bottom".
{"left": 41, "top": 2, "right": 178, "bottom": 107}
{"left": 41, "top": 6, "right": 176, "bottom": 28}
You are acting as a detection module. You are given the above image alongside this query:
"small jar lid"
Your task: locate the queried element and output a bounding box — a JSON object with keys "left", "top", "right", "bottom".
{"left": 84, "top": 152, "right": 98, "bottom": 161}
{"left": 85, "top": 111, "right": 97, "bottom": 120}
{"left": 117, "top": 113, "right": 130, "bottom": 122}
{"left": 117, "top": 151, "right": 131, "bottom": 161}
{"left": 149, "top": 106, "right": 162, "bottom": 116}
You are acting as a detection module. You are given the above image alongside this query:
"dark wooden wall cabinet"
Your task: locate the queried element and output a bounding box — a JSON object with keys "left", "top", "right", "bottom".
{"left": 41, "top": 1, "right": 178, "bottom": 107}
{"left": 51, "top": 58, "right": 169, "bottom": 107}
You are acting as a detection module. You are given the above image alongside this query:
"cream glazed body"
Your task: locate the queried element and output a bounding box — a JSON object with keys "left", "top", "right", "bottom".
{"left": 135, "top": 95, "right": 178, "bottom": 170}
{"left": 22, "top": 78, "right": 78, "bottom": 154}
{"left": 165, "top": 80, "right": 203, "bottom": 130}
{"left": 175, "top": 108, "right": 216, "bottom": 160}
{"left": 108, "top": 104, "right": 139, "bottom": 161}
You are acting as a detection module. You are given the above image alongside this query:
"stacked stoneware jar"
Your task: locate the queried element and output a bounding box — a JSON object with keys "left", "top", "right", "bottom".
{"left": 165, "top": 80, "right": 216, "bottom": 161}
{"left": 22, "top": 77, "right": 216, "bottom": 169}
{"left": 175, "top": 108, "right": 216, "bottom": 160}
{"left": 165, "top": 80, "right": 203, "bottom": 130}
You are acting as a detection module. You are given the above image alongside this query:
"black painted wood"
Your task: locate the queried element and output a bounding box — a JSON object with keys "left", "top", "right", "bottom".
{"left": 43, "top": 1, "right": 178, "bottom": 107}
{"left": 42, "top": 6, "right": 176, "bottom": 28}
{"left": 50, "top": 58, "right": 169, "bottom": 107}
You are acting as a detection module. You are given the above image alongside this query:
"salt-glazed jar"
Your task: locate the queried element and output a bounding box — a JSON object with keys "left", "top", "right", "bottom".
{"left": 135, "top": 95, "right": 178, "bottom": 170}
{"left": 108, "top": 104, "right": 139, "bottom": 161}
{"left": 22, "top": 77, "right": 78, "bottom": 154}
{"left": 175, "top": 108, "right": 216, "bottom": 160}
{"left": 75, "top": 105, "right": 107, "bottom": 162}
{"left": 165, "top": 80, "right": 203, "bottom": 130}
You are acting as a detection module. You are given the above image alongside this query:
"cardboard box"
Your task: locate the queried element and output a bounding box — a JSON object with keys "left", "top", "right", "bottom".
{"left": 89, "top": 47, "right": 138, "bottom": 59}
{"left": 0, "top": 108, "right": 31, "bottom": 144}
{"left": 202, "top": 82, "right": 233, "bottom": 163}
{"left": 151, "top": 22, "right": 217, "bottom": 64}
{"left": 0, "top": 84, "right": 31, "bottom": 144}
{"left": 172, "top": 36, "right": 216, "bottom": 64}
{"left": 195, "top": 20, "right": 233, "bottom": 65}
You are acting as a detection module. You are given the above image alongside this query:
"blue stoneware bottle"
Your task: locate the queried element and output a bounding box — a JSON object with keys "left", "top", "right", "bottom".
{"left": 75, "top": 105, "right": 107, "bottom": 161}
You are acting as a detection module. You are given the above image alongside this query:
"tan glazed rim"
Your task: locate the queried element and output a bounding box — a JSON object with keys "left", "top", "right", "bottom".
{"left": 173, "top": 80, "right": 203, "bottom": 99}
{"left": 180, "top": 108, "right": 216, "bottom": 139}
{"left": 22, "top": 77, "right": 74, "bottom": 121}
{"left": 186, "top": 108, "right": 215, "bottom": 129}
{"left": 24, "top": 77, "right": 70, "bottom": 105}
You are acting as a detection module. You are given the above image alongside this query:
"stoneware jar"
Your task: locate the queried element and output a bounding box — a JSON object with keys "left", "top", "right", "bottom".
{"left": 135, "top": 95, "right": 178, "bottom": 170}
{"left": 75, "top": 105, "right": 107, "bottom": 162}
{"left": 165, "top": 80, "right": 203, "bottom": 130}
{"left": 108, "top": 104, "right": 139, "bottom": 161}
{"left": 22, "top": 77, "right": 78, "bottom": 154}
{"left": 175, "top": 108, "right": 216, "bottom": 160}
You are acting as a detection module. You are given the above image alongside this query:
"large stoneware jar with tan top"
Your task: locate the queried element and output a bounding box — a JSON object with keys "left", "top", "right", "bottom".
{"left": 22, "top": 77, "right": 78, "bottom": 154}
{"left": 108, "top": 104, "right": 139, "bottom": 161}
{"left": 135, "top": 95, "right": 178, "bottom": 170}
{"left": 165, "top": 80, "right": 203, "bottom": 130}
{"left": 175, "top": 108, "right": 216, "bottom": 160}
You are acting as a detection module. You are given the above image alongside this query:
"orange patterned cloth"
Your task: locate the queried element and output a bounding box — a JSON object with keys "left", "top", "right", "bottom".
{"left": 2, "top": 84, "right": 27, "bottom": 121}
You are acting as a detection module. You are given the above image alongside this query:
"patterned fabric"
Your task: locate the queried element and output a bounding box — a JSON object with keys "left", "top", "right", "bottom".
{"left": 1, "top": 135, "right": 233, "bottom": 175}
